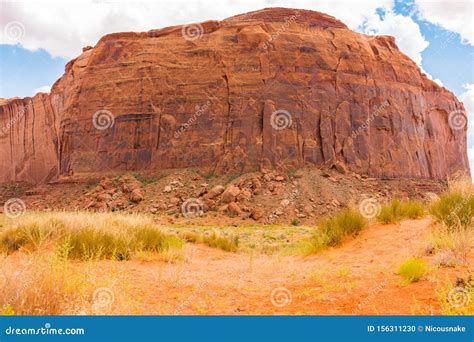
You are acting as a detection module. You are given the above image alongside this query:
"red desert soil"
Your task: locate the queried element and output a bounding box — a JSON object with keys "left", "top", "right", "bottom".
{"left": 46, "top": 217, "right": 468, "bottom": 315}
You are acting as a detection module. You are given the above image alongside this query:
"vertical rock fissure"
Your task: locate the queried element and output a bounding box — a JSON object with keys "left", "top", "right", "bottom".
{"left": 30, "top": 99, "right": 36, "bottom": 156}
{"left": 221, "top": 72, "right": 231, "bottom": 166}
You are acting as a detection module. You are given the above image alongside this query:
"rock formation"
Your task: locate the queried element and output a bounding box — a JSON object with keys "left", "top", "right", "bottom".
{"left": 0, "top": 8, "right": 470, "bottom": 184}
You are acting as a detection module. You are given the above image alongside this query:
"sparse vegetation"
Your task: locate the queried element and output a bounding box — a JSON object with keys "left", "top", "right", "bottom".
{"left": 397, "top": 257, "right": 428, "bottom": 283}
{"left": 427, "top": 224, "right": 473, "bottom": 266}
{"left": 377, "top": 199, "right": 424, "bottom": 224}
{"left": 180, "top": 230, "right": 239, "bottom": 252}
{"left": 296, "top": 209, "right": 367, "bottom": 254}
{"left": 426, "top": 178, "right": 474, "bottom": 267}
{"left": 436, "top": 273, "right": 474, "bottom": 315}
{"left": 287, "top": 169, "right": 296, "bottom": 179}
{"left": 430, "top": 192, "right": 474, "bottom": 230}
{"left": 291, "top": 218, "right": 300, "bottom": 226}
{"left": 0, "top": 212, "right": 183, "bottom": 261}
{"left": 0, "top": 254, "right": 97, "bottom": 315}
{"left": 133, "top": 173, "right": 158, "bottom": 185}
{"left": 203, "top": 171, "right": 216, "bottom": 181}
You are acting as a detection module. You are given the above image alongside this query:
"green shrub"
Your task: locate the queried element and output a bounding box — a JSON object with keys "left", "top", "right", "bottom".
{"left": 397, "top": 257, "right": 428, "bottom": 283}
{"left": 0, "top": 219, "right": 64, "bottom": 253}
{"left": 291, "top": 219, "right": 300, "bottom": 226}
{"left": 180, "top": 230, "right": 239, "bottom": 252}
{"left": 430, "top": 192, "right": 474, "bottom": 230}
{"left": 310, "top": 209, "right": 367, "bottom": 250}
{"left": 377, "top": 199, "right": 424, "bottom": 224}
{"left": 133, "top": 173, "right": 158, "bottom": 185}
{"left": 202, "top": 233, "right": 239, "bottom": 252}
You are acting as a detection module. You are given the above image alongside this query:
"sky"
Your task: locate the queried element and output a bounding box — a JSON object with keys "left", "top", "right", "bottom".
{"left": 0, "top": 0, "right": 473, "bottom": 169}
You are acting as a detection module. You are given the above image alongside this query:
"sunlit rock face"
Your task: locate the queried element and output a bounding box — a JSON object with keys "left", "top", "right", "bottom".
{"left": 0, "top": 8, "right": 469, "bottom": 184}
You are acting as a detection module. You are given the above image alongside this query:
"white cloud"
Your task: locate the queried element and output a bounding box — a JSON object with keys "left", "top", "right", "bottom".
{"left": 0, "top": 0, "right": 436, "bottom": 90}
{"left": 459, "top": 83, "right": 474, "bottom": 147}
{"left": 360, "top": 10, "right": 429, "bottom": 67}
{"left": 33, "top": 85, "right": 51, "bottom": 94}
{"left": 433, "top": 78, "right": 443, "bottom": 87}
{"left": 414, "top": 0, "right": 474, "bottom": 46}
{"left": 0, "top": 0, "right": 402, "bottom": 59}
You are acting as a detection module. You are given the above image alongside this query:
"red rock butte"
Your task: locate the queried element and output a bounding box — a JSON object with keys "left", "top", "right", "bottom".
{"left": 0, "top": 8, "right": 470, "bottom": 184}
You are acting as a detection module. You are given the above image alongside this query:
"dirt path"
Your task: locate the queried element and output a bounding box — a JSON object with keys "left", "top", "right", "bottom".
{"left": 86, "top": 218, "right": 471, "bottom": 315}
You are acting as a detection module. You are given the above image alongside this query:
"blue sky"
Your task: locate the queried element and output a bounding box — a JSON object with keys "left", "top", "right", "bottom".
{"left": 1, "top": 1, "right": 472, "bottom": 98}
{"left": 0, "top": 0, "right": 473, "bottom": 167}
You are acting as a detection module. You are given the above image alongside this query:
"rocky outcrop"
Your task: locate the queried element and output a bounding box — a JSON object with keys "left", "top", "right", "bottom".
{"left": 0, "top": 8, "right": 470, "bottom": 184}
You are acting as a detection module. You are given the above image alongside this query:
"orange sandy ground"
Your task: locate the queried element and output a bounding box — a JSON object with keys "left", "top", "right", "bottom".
{"left": 3, "top": 218, "right": 473, "bottom": 315}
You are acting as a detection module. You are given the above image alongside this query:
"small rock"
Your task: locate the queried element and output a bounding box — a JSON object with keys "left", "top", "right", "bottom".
{"left": 218, "top": 204, "right": 229, "bottom": 212}
{"left": 170, "top": 197, "right": 180, "bottom": 206}
{"left": 205, "top": 185, "right": 225, "bottom": 199}
{"left": 129, "top": 188, "right": 144, "bottom": 203}
{"left": 237, "top": 188, "right": 252, "bottom": 202}
{"left": 274, "top": 175, "right": 285, "bottom": 182}
{"left": 250, "top": 208, "right": 264, "bottom": 220}
{"left": 221, "top": 185, "right": 241, "bottom": 203}
{"left": 163, "top": 185, "right": 172, "bottom": 193}
{"left": 280, "top": 199, "right": 290, "bottom": 207}
{"left": 130, "top": 188, "right": 143, "bottom": 203}
{"left": 227, "top": 202, "right": 242, "bottom": 216}
{"left": 293, "top": 171, "right": 303, "bottom": 179}
{"left": 97, "top": 193, "right": 113, "bottom": 202}
{"left": 170, "top": 180, "right": 184, "bottom": 187}
{"left": 334, "top": 161, "right": 348, "bottom": 174}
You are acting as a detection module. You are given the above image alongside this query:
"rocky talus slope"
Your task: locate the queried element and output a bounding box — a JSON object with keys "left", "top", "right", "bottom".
{"left": 0, "top": 8, "right": 469, "bottom": 184}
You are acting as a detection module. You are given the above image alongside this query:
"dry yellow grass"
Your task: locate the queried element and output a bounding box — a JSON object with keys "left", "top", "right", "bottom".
{"left": 0, "top": 211, "right": 183, "bottom": 261}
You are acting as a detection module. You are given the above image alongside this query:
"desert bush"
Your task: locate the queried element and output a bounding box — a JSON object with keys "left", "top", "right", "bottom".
{"left": 427, "top": 226, "right": 472, "bottom": 266}
{"left": 430, "top": 192, "right": 474, "bottom": 230}
{"left": 180, "top": 230, "right": 239, "bottom": 252}
{"left": 0, "top": 212, "right": 183, "bottom": 261}
{"left": 436, "top": 273, "right": 474, "bottom": 315}
{"left": 201, "top": 232, "right": 239, "bottom": 252}
{"left": 291, "top": 218, "right": 300, "bottom": 226}
{"left": 309, "top": 209, "right": 367, "bottom": 251}
{"left": 397, "top": 257, "right": 428, "bottom": 283}
{"left": 377, "top": 199, "right": 424, "bottom": 224}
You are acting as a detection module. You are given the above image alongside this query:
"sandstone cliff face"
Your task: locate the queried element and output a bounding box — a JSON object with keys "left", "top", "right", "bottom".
{"left": 0, "top": 8, "right": 470, "bottom": 183}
